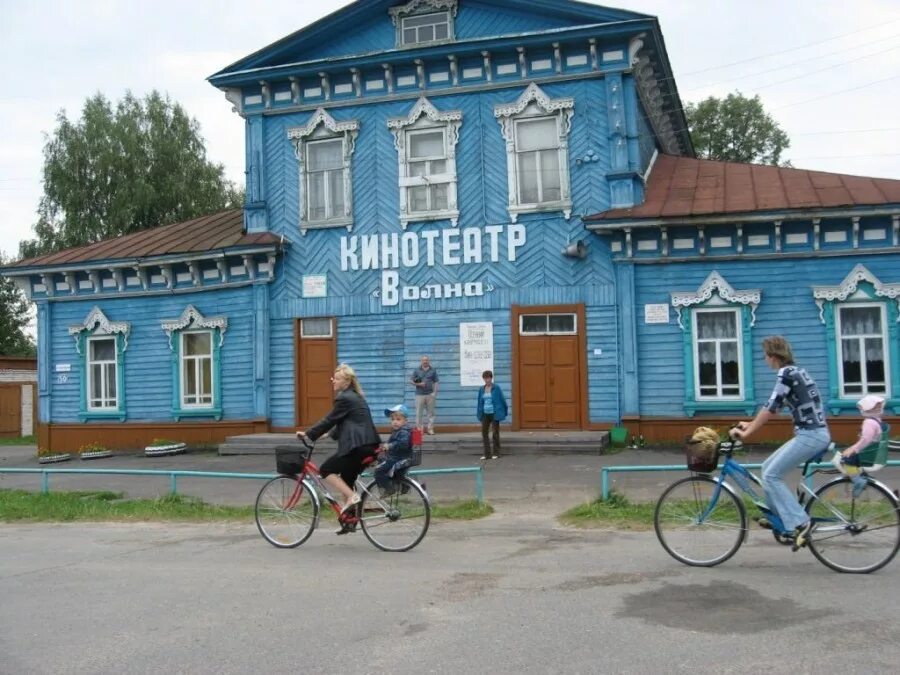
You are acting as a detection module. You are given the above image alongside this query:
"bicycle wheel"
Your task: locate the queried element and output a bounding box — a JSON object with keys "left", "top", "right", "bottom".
{"left": 255, "top": 476, "right": 319, "bottom": 548}
{"left": 359, "top": 477, "right": 430, "bottom": 552}
{"left": 806, "top": 476, "right": 900, "bottom": 574}
{"left": 654, "top": 475, "right": 747, "bottom": 567}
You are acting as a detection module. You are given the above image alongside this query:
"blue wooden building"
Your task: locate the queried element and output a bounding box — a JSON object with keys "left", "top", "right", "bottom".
{"left": 3, "top": 0, "right": 898, "bottom": 451}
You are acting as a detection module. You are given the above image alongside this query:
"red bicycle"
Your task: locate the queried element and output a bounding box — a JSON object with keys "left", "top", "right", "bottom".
{"left": 254, "top": 436, "right": 430, "bottom": 552}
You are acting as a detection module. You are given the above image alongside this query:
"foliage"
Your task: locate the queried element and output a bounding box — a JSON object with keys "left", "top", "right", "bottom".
{"left": 77, "top": 442, "right": 108, "bottom": 455}
{"left": 0, "top": 489, "right": 255, "bottom": 522}
{"left": 685, "top": 92, "right": 790, "bottom": 166}
{"left": 0, "top": 252, "right": 35, "bottom": 356}
{"left": 36, "top": 447, "right": 65, "bottom": 457}
{"left": 558, "top": 492, "right": 656, "bottom": 530}
{"left": 0, "top": 435, "right": 35, "bottom": 446}
{"left": 148, "top": 438, "right": 183, "bottom": 447}
{"left": 430, "top": 499, "right": 494, "bottom": 520}
{"left": 19, "top": 90, "right": 244, "bottom": 258}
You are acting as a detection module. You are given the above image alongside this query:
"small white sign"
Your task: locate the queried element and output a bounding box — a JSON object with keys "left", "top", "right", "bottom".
{"left": 593, "top": 348, "right": 603, "bottom": 356}
{"left": 644, "top": 304, "right": 670, "bottom": 324}
{"left": 302, "top": 274, "right": 327, "bottom": 298}
{"left": 460, "top": 322, "right": 494, "bottom": 387}
{"left": 55, "top": 363, "right": 71, "bottom": 372}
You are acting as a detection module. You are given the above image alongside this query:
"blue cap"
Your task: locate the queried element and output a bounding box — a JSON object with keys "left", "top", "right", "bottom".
{"left": 384, "top": 403, "right": 410, "bottom": 418}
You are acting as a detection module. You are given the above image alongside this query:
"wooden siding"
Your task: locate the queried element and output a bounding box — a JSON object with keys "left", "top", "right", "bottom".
{"left": 46, "top": 288, "right": 256, "bottom": 423}
{"left": 632, "top": 256, "right": 900, "bottom": 418}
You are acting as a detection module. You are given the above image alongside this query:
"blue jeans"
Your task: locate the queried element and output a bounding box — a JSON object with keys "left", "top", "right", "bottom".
{"left": 761, "top": 427, "right": 831, "bottom": 531}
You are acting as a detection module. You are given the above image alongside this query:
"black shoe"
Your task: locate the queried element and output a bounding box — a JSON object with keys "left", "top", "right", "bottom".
{"left": 792, "top": 520, "right": 815, "bottom": 551}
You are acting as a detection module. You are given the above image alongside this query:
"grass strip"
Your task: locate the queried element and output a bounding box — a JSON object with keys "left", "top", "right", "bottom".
{"left": 0, "top": 436, "right": 35, "bottom": 446}
{"left": 559, "top": 492, "right": 656, "bottom": 530}
{"left": 431, "top": 499, "right": 493, "bottom": 520}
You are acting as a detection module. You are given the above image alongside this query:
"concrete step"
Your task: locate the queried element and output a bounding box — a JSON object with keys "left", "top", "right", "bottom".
{"left": 218, "top": 431, "right": 609, "bottom": 456}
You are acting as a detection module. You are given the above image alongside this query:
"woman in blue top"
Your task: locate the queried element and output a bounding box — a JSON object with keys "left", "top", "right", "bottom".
{"left": 476, "top": 370, "right": 508, "bottom": 460}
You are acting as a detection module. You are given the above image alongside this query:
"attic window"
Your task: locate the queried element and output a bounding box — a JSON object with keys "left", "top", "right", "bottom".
{"left": 390, "top": 0, "right": 457, "bottom": 47}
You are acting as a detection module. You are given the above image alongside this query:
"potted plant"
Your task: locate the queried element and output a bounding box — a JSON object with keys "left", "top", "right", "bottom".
{"left": 37, "top": 447, "right": 72, "bottom": 464}
{"left": 144, "top": 438, "right": 187, "bottom": 457}
{"left": 78, "top": 442, "right": 114, "bottom": 461}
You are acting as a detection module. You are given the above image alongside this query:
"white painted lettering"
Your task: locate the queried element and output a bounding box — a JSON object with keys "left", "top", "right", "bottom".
{"left": 382, "top": 271, "right": 399, "bottom": 306}
{"left": 442, "top": 228, "right": 461, "bottom": 265}
{"left": 361, "top": 235, "right": 379, "bottom": 270}
{"left": 508, "top": 223, "right": 526, "bottom": 261}
{"left": 424, "top": 283, "right": 442, "bottom": 299}
{"left": 380, "top": 233, "right": 399, "bottom": 269}
{"left": 402, "top": 286, "right": 420, "bottom": 300}
{"left": 421, "top": 230, "right": 439, "bottom": 266}
{"left": 462, "top": 228, "right": 482, "bottom": 264}
{"left": 464, "top": 282, "right": 483, "bottom": 296}
{"left": 444, "top": 283, "right": 463, "bottom": 298}
{"left": 340, "top": 236, "right": 359, "bottom": 271}
{"left": 401, "top": 232, "right": 419, "bottom": 267}
{"left": 485, "top": 225, "right": 503, "bottom": 262}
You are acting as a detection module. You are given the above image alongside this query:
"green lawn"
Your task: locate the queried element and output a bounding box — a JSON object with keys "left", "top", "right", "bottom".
{"left": 559, "top": 492, "right": 657, "bottom": 530}
{"left": 0, "top": 435, "right": 35, "bottom": 446}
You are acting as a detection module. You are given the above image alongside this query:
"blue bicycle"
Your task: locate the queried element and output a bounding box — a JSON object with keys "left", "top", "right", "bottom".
{"left": 653, "top": 438, "right": 900, "bottom": 573}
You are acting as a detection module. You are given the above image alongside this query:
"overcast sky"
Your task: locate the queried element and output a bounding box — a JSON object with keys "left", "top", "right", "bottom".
{"left": 2, "top": 0, "right": 898, "bottom": 260}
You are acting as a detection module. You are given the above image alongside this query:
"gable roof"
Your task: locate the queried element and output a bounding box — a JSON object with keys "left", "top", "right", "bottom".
{"left": 210, "top": 0, "right": 651, "bottom": 78}
{"left": 3, "top": 210, "right": 280, "bottom": 271}
{"left": 586, "top": 155, "right": 900, "bottom": 224}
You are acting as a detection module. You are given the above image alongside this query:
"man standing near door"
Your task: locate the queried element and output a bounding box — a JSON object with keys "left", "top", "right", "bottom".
{"left": 411, "top": 354, "right": 439, "bottom": 435}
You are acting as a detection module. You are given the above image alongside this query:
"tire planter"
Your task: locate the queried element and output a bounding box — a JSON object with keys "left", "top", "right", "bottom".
{"left": 80, "top": 450, "right": 114, "bottom": 460}
{"left": 144, "top": 442, "right": 187, "bottom": 457}
{"left": 37, "top": 453, "right": 72, "bottom": 464}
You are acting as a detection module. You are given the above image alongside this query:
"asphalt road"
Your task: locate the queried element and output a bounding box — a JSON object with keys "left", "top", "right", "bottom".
{"left": 3, "top": 513, "right": 900, "bottom": 674}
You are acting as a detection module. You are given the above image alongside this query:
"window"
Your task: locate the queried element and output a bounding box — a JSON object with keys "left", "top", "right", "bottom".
{"left": 161, "top": 305, "right": 228, "bottom": 420}
{"left": 288, "top": 109, "right": 359, "bottom": 233}
{"left": 87, "top": 336, "right": 118, "bottom": 410}
{"left": 813, "top": 265, "right": 899, "bottom": 413}
{"left": 180, "top": 332, "right": 213, "bottom": 407}
{"left": 671, "top": 272, "right": 760, "bottom": 416}
{"left": 390, "top": 0, "right": 457, "bottom": 47}
{"left": 388, "top": 97, "right": 461, "bottom": 227}
{"left": 837, "top": 304, "right": 888, "bottom": 397}
{"left": 520, "top": 313, "right": 577, "bottom": 335}
{"left": 693, "top": 309, "right": 741, "bottom": 399}
{"left": 495, "top": 83, "right": 574, "bottom": 222}
{"left": 301, "top": 318, "right": 333, "bottom": 338}
{"left": 401, "top": 12, "right": 450, "bottom": 45}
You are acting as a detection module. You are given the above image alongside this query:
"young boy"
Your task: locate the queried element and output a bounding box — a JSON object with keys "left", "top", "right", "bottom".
{"left": 834, "top": 394, "right": 887, "bottom": 476}
{"left": 376, "top": 403, "right": 415, "bottom": 495}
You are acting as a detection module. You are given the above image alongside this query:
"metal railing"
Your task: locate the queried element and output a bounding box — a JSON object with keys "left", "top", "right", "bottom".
{"left": 0, "top": 466, "right": 485, "bottom": 502}
{"left": 600, "top": 459, "right": 900, "bottom": 501}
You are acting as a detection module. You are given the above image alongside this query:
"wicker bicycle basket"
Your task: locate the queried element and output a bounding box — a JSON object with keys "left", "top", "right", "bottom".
{"left": 275, "top": 446, "right": 305, "bottom": 476}
{"left": 685, "top": 437, "right": 719, "bottom": 473}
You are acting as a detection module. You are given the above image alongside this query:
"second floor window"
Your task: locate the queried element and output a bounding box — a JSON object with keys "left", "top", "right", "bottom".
{"left": 515, "top": 118, "right": 562, "bottom": 205}
{"left": 306, "top": 138, "right": 345, "bottom": 222}
{"left": 407, "top": 129, "right": 449, "bottom": 213}
{"left": 401, "top": 12, "right": 450, "bottom": 45}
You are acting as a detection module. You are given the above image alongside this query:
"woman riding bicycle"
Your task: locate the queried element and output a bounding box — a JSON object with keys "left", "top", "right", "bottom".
{"left": 730, "top": 335, "right": 832, "bottom": 549}
{"left": 296, "top": 363, "right": 380, "bottom": 516}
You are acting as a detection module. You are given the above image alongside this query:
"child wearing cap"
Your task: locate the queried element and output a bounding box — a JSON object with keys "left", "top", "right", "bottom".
{"left": 375, "top": 404, "right": 415, "bottom": 495}
{"left": 835, "top": 394, "right": 887, "bottom": 475}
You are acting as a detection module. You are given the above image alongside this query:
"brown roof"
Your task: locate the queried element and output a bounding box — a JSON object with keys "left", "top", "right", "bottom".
{"left": 587, "top": 155, "right": 900, "bottom": 223}
{"left": 6, "top": 210, "right": 281, "bottom": 269}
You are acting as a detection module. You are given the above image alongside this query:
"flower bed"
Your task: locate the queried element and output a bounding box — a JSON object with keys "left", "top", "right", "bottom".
{"left": 144, "top": 441, "right": 187, "bottom": 457}
{"left": 37, "top": 453, "right": 72, "bottom": 464}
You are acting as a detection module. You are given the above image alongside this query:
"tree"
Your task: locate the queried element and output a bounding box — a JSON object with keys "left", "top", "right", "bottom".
{"left": 685, "top": 92, "right": 790, "bottom": 166}
{"left": 0, "top": 252, "right": 36, "bottom": 356}
{"left": 20, "top": 91, "right": 244, "bottom": 259}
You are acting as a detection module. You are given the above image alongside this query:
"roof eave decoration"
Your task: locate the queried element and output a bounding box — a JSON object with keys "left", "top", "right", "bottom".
{"left": 161, "top": 305, "right": 229, "bottom": 351}
{"left": 671, "top": 271, "right": 762, "bottom": 330}
{"left": 812, "top": 264, "right": 900, "bottom": 324}
{"left": 629, "top": 34, "right": 691, "bottom": 156}
{"left": 389, "top": 0, "right": 458, "bottom": 24}
{"left": 68, "top": 307, "right": 131, "bottom": 353}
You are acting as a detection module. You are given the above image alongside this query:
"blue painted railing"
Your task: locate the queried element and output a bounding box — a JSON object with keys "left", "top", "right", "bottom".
{"left": 0, "top": 466, "right": 485, "bottom": 502}
{"left": 600, "top": 459, "right": 900, "bottom": 501}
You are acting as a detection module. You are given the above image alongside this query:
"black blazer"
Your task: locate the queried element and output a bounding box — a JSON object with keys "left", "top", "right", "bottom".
{"left": 305, "top": 389, "right": 380, "bottom": 456}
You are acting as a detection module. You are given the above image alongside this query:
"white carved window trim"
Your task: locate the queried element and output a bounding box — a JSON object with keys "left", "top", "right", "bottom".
{"left": 495, "top": 83, "right": 574, "bottom": 223}
{"left": 389, "top": 0, "right": 457, "bottom": 48}
{"left": 671, "top": 271, "right": 761, "bottom": 330}
{"left": 287, "top": 108, "right": 359, "bottom": 235}
{"left": 160, "top": 305, "right": 228, "bottom": 351}
{"left": 691, "top": 306, "right": 744, "bottom": 400}
{"left": 388, "top": 97, "right": 462, "bottom": 228}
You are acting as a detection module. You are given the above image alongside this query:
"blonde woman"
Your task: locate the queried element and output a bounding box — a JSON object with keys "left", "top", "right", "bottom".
{"left": 297, "top": 364, "right": 380, "bottom": 522}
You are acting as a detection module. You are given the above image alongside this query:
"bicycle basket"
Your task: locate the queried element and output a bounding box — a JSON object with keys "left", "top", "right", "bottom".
{"left": 275, "top": 446, "right": 305, "bottom": 476}
{"left": 685, "top": 437, "right": 719, "bottom": 473}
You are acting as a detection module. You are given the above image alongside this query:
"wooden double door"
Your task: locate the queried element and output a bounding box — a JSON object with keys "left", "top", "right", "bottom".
{"left": 513, "top": 304, "right": 585, "bottom": 429}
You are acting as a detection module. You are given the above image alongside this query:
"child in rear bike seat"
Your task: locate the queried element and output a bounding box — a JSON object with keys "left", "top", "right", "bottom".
{"left": 375, "top": 404, "right": 415, "bottom": 496}
{"left": 834, "top": 394, "right": 886, "bottom": 476}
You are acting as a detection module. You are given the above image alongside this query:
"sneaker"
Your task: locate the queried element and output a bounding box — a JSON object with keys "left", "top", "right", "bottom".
{"left": 339, "top": 493, "right": 361, "bottom": 514}
{"left": 792, "top": 520, "right": 815, "bottom": 551}
{"left": 427, "top": 429, "right": 435, "bottom": 435}
{"left": 755, "top": 516, "right": 773, "bottom": 530}
{"left": 480, "top": 455, "right": 490, "bottom": 460}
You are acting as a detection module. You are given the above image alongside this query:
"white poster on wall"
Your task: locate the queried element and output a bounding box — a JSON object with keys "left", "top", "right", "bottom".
{"left": 460, "top": 322, "right": 494, "bottom": 386}
{"left": 644, "top": 303, "right": 670, "bottom": 324}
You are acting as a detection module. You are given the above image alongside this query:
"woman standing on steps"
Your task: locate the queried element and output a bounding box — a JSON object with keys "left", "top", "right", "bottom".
{"left": 476, "top": 370, "right": 508, "bottom": 460}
